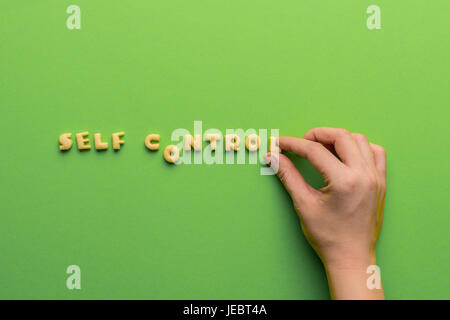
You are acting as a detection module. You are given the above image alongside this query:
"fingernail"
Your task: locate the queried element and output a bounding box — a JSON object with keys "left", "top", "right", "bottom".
{"left": 263, "top": 153, "right": 271, "bottom": 164}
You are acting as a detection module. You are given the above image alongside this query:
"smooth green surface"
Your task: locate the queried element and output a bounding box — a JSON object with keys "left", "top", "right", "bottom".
{"left": 0, "top": 1, "right": 449, "bottom": 299}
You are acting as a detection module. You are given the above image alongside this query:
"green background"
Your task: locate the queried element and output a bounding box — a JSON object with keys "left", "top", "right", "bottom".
{"left": 0, "top": 0, "right": 449, "bottom": 299}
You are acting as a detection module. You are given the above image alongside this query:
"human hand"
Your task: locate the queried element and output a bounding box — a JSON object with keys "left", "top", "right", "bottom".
{"left": 265, "top": 127, "right": 386, "bottom": 299}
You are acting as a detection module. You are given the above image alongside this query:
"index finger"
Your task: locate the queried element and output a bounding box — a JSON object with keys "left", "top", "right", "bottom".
{"left": 303, "top": 127, "right": 365, "bottom": 168}
{"left": 279, "top": 136, "right": 345, "bottom": 181}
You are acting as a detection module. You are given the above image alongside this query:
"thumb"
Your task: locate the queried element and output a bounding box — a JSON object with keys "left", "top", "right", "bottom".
{"left": 264, "top": 152, "right": 314, "bottom": 205}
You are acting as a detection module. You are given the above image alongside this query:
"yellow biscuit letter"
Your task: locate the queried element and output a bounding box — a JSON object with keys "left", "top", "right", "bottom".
{"left": 145, "top": 134, "right": 160, "bottom": 151}
{"left": 59, "top": 133, "right": 73, "bottom": 151}
{"left": 76, "top": 132, "right": 91, "bottom": 150}
{"left": 245, "top": 134, "right": 261, "bottom": 151}
{"left": 112, "top": 132, "right": 125, "bottom": 150}
{"left": 184, "top": 134, "right": 202, "bottom": 151}
{"left": 205, "top": 133, "right": 221, "bottom": 151}
{"left": 164, "top": 145, "right": 179, "bottom": 163}
{"left": 94, "top": 133, "right": 108, "bottom": 150}
{"left": 269, "top": 136, "right": 280, "bottom": 153}
{"left": 225, "top": 134, "right": 240, "bottom": 151}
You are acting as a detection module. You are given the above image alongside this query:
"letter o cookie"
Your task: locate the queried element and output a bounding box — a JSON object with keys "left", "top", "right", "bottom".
{"left": 245, "top": 134, "right": 261, "bottom": 151}
{"left": 164, "top": 145, "right": 179, "bottom": 163}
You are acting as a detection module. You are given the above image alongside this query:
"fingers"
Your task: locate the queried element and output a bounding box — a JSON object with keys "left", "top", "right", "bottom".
{"left": 370, "top": 143, "right": 387, "bottom": 182}
{"left": 279, "top": 136, "right": 345, "bottom": 181}
{"left": 352, "top": 133, "right": 376, "bottom": 168}
{"left": 265, "top": 152, "right": 316, "bottom": 204}
{"left": 303, "top": 127, "right": 365, "bottom": 168}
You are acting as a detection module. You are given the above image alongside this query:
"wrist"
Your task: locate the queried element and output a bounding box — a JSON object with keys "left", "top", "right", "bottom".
{"left": 322, "top": 250, "right": 384, "bottom": 300}
{"left": 324, "top": 250, "right": 377, "bottom": 273}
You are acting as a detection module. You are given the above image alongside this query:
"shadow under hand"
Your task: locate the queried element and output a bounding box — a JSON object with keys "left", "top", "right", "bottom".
{"left": 274, "top": 151, "right": 330, "bottom": 298}
{"left": 285, "top": 152, "right": 326, "bottom": 189}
